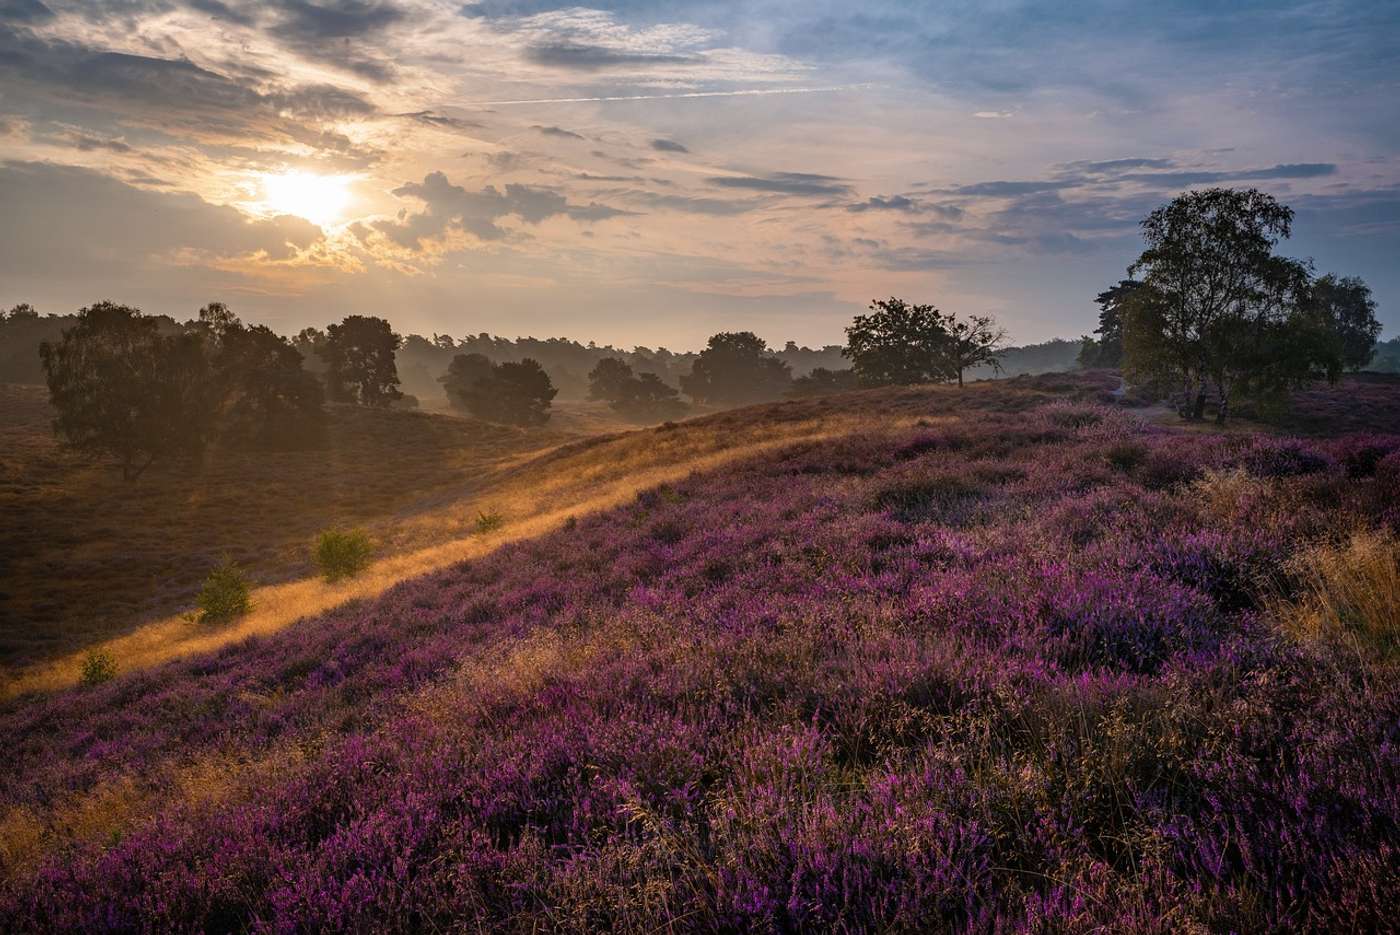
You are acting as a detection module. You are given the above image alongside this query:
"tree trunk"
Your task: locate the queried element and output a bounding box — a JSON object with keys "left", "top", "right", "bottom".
{"left": 957, "top": 368, "right": 964, "bottom": 388}
{"left": 1215, "top": 381, "right": 1230, "bottom": 425}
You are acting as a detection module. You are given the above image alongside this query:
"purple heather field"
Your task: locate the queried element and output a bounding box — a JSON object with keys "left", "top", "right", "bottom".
{"left": 1, "top": 376, "right": 1398, "bottom": 932}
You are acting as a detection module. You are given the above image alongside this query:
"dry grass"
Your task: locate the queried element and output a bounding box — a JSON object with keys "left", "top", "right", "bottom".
{"left": 1273, "top": 530, "right": 1400, "bottom": 660}
{"left": 0, "top": 373, "right": 1122, "bottom": 698}
{"left": 0, "top": 384, "right": 627, "bottom": 668}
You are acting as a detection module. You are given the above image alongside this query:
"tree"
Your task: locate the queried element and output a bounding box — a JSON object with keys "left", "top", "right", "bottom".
{"left": 196, "top": 303, "right": 323, "bottom": 446}
{"left": 439, "top": 352, "right": 495, "bottom": 411}
{"left": 680, "top": 332, "right": 792, "bottom": 405}
{"left": 1307, "top": 274, "right": 1381, "bottom": 372}
{"left": 942, "top": 312, "right": 1007, "bottom": 387}
{"left": 1079, "top": 280, "right": 1141, "bottom": 368}
{"left": 787, "top": 367, "right": 860, "bottom": 398}
{"left": 588, "top": 357, "right": 635, "bottom": 402}
{"left": 39, "top": 301, "right": 215, "bottom": 479}
{"left": 613, "top": 371, "right": 688, "bottom": 421}
{"left": 1125, "top": 188, "right": 1298, "bottom": 420}
{"left": 4, "top": 302, "right": 38, "bottom": 321}
{"left": 1122, "top": 188, "right": 1361, "bottom": 423}
{"left": 319, "top": 315, "right": 402, "bottom": 406}
{"left": 843, "top": 298, "right": 949, "bottom": 386}
{"left": 459, "top": 358, "right": 557, "bottom": 425}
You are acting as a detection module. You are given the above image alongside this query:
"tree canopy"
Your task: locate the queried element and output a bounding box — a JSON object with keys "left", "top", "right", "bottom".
{"left": 39, "top": 302, "right": 216, "bottom": 479}
{"left": 679, "top": 332, "right": 792, "bottom": 406}
{"left": 456, "top": 358, "right": 558, "bottom": 426}
{"left": 319, "top": 316, "right": 403, "bottom": 407}
{"left": 845, "top": 298, "right": 1006, "bottom": 387}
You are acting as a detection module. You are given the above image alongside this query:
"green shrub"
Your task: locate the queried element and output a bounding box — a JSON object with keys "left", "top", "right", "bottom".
{"left": 79, "top": 650, "right": 116, "bottom": 686}
{"left": 314, "top": 528, "right": 373, "bottom": 582}
{"left": 475, "top": 510, "right": 505, "bottom": 535}
{"left": 197, "top": 559, "right": 251, "bottom": 622}
{"left": 1104, "top": 441, "right": 1147, "bottom": 472}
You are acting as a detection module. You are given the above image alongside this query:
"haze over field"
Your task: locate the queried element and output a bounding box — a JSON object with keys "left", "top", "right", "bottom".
{"left": 2, "top": 0, "right": 1399, "bottom": 346}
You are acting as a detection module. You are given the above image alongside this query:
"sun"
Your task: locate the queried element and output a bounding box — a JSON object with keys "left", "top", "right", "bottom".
{"left": 259, "top": 171, "right": 353, "bottom": 227}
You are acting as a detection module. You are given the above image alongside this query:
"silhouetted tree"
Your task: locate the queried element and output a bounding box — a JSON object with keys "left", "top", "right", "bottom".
{"left": 943, "top": 312, "right": 1007, "bottom": 387}
{"left": 319, "top": 315, "right": 402, "bottom": 406}
{"left": 4, "top": 302, "right": 38, "bottom": 321}
{"left": 614, "top": 371, "right": 688, "bottom": 421}
{"left": 439, "top": 352, "right": 494, "bottom": 411}
{"left": 196, "top": 303, "right": 323, "bottom": 446}
{"left": 460, "top": 358, "right": 557, "bottom": 425}
{"left": 679, "top": 332, "right": 792, "bottom": 405}
{"left": 39, "top": 302, "right": 216, "bottom": 479}
{"left": 787, "top": 367, "right": 860, "bottom": 398}
{"left": 588, "top": 357, "right": 635, "bottom": 402}
{"left": 843, "top": 298, "right": 949, "bottom": 386}
{"left": 1078, "top": 280, "right": 1141, "bottom": 368}
{"left": 1307, "top": 274, "right": 1381, "bottom": 372}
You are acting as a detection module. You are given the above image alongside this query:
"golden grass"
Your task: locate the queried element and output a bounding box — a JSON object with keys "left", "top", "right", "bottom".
{"left": 1273, "top": 530, "right": 1400, "bottom": 660}
{"left": 0, "top": 414, "right": 872, "bottom": 698}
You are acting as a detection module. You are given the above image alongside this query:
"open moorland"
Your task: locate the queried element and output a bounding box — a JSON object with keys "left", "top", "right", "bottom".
{"left": 1, "top": 372, "right": 1397, "bottom": 931}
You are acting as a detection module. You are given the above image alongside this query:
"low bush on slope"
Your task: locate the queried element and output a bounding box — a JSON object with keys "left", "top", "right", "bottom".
{"left": 1, "top": 399, "right": 1397, "bottom": 932}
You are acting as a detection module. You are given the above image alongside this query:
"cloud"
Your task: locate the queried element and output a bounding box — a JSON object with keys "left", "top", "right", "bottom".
{"left": 375, "top": 170, "right": 628, "bottom": 247}
{"left": 396, "top": 111, "right": 482, "bottom": 130}
{"left": 0, "top": 161, "right": 325, "bottom": 281}
{"left": 533, "top": 124, "right": 584, "bottom": 139}
{"left": 1, "top": 0, "right": 53, "bottom": 22}
{"left": 709, "top": 172, "right": 851, "bottom": 196}
{"left": 1119, "top": 163, "right": 1338, "bottom": 186}
{"left": 973, "top": 111, "right": 1012, "bottom": 119}
{"left": 846, "top": 194, "right": 918, "bottom": 213}
{"left": 69, "top": 132, "right": 133, "bottom": 153}
{"left": 650, "top": 138, "right": 688, "bottom": 153}
{"left": 1063, "top": 157, "right": 1177, "bottom": 174}
{"left": 524, "top": 44, "right": 700, "bottom": 70}
{"left": 951, "top": 180, "right": 1080, "bottom": 197}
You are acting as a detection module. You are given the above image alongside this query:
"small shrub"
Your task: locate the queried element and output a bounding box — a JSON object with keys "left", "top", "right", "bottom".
{"left": 1336, "top": 437, "right": 1400, "bottom": 479}
{"left": 314, "top": 528, "right": 373, "bottom": 582}
{"left": 475, "top": 511, "right": 505, "bottom": 535}
{"left": 196, "top": 559, "right": 251, "bottom": 623}
{"left": 1104, "top": 441, "right": 1147, "bottom": 472}
{"left": 79, "top": 650, "right": 116, "bottom": 686}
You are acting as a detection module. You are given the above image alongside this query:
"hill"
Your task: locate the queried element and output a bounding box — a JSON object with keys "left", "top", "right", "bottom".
{"left": 1, "top": 373, "right": 1396, "bottom": 931}
{"left": 0, "top": 384, "right": 634, "bottom": 668}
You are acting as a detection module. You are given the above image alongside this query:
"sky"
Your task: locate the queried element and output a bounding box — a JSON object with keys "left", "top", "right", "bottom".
{"left": 1, "top": 0, "right": 1397, "bottom": 350}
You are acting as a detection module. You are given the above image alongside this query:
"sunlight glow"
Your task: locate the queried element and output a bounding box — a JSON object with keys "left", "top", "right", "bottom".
{"left": 259, "top": 171, "right": 352, "bottom": 227}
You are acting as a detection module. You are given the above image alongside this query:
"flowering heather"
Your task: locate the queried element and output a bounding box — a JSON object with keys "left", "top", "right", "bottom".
{"left": 1, "top": 380, "right": 1397, "bottom": 932}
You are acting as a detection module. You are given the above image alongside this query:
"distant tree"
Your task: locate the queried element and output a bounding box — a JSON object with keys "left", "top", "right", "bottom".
{"left": 39, "top": 301, "right": 216, "bottom": 479}
{"left": 942, "top": 312, "right": 1007, "bottom": 387}
{"left": 195, "top": 304, "right": 324, "bottom": 446}
{"left": 613, "top": 371, "right": 688, "bottom": 421}
{"left": 588, "top": 357, "right": 635, "bottom": 402}
{"left": 787, "top": 367, "right": 860, "bottom": 398}
{"left": 1079, "top": 280, "right": 1141, "bottom": 368}
{"left": 460, "top": 358, "right": 557, "bottom": 425}
{"left": 319, "top": 316, "right": 402, "bottom": 406}
{"left": 291, "top": 326, "right": 328, "bottom": 372}
{"left": 680, "top": 332, "right": 792, "bottom": 405}
{"left": 843, "top": 298, "right": 949, "bottom": 386}
{"left": 1307, "top": 274, "right": 1381, "bottom": 372}
{"left": 4, "top": 302, "right": 38, "bottom": 321}
{"left": 439, "top": 352, "right": 495, "bottom": 411}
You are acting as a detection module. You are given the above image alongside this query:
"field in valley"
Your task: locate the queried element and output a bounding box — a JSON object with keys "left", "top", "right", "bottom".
{"left": 1, "top": 372, "right": 1397, "bottom": 931}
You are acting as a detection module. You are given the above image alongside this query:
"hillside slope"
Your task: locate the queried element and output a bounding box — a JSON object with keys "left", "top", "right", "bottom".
{"left": 2, "top": 375, "right": 1397, "bottom": 931}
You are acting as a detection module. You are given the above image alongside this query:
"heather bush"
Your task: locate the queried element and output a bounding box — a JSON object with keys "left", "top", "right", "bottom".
{"left": 1242, "top": 438, "right": 1331, "bottom": 478}
{"left": 78, "top": 649, "right": 116, "bottom": 686}
{"left": 314, "top": 527, "right": 373, "bottom": 582}
{"left": 195, "top": 558, "right": 251, "bottom": 622}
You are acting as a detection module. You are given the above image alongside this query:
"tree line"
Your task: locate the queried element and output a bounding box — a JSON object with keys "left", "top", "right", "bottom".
{"left": 7, "top": 185, "right": 1386, "bottom": 477}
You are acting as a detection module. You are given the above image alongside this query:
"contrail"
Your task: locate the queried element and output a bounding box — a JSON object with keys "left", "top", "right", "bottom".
{"left": 463, "top": 83, "right": 874, "bottom": 107}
